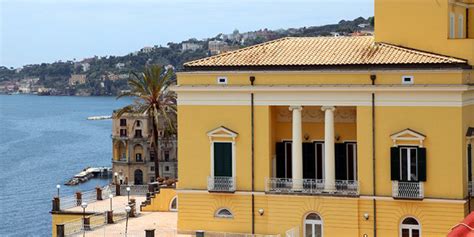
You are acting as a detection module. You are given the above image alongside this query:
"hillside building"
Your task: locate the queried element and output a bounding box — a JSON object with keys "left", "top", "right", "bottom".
{"left": 68, "top": 74, "right": 87, "bottom": 86}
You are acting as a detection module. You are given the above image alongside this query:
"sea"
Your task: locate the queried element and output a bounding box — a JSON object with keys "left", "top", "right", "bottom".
{"left": 0, "top": 94, "right": 133, "bottom": 236}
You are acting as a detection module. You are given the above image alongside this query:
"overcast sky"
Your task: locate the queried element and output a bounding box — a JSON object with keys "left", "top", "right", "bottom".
{"left": 0, "top": 0, "right": 373, "bottom": 68}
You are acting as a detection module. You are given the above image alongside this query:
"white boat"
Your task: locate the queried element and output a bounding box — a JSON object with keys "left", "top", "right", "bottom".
{"left": 87, "top": 115, "right": 112, "bottom": 120}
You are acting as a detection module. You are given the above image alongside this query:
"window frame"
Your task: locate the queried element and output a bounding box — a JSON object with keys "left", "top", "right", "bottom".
{"left": 458, "top": 14, "right": 464, "bottom": 39}
{"left": 400, "top": 217, "right": 421, "bottom": 237}
{"left": 169, "top": 196, "right": 178, "bottom": 212}
{"left": 345, "top": 142, "right": 358, "bottom": 181}
{"left": 211, "top": 141, "right": 235, "bottom": 178}
{"left": 215, "top": 208, "right": 234, "bottom": 219}
{"left": 399, "top": 146, "right": 418, "bottom": 182}
{"left": 303, "top": 212, "right": 323, "bottom": 237}
{"left": 450, "top": 12, "right": 456, "bottom": 38}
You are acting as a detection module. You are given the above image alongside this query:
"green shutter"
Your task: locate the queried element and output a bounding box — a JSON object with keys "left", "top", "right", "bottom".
{"left": 214, "top": 143, "right": 232, "bottom": 177}
{"left": 276, "top": 142, "right": 285, "bottom": 178}
{"left": 418, "top": 147, "right": 427, "bottom": 182}
{"left": 390, "top": 147, "right": 400, "bottom": 181}
{"left": 335, "top": 143, "right": 347, "bottom": 180}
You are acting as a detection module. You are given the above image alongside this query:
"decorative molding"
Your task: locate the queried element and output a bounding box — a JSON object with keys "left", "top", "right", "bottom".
{"left": 276, "top": 106, "right": 356, "bottom": 123}
{"left": 207, "top": 126, "right": 238, "bottom": 141}
{"left": 390, "top": 128, "right": 426, "bottom": 147}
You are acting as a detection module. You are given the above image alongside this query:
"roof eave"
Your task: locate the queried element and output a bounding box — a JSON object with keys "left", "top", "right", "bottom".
{"left": 182, "top": 63, "right": 472, "bottom": 72}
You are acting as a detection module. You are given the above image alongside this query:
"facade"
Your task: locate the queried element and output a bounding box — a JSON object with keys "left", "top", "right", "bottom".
{"left": 182, "top": 42, "right": 203, "bottom": 51}
{"left": 68, "top": 74, "right": 87, "bottom": 86}
{"left": 173, "top": 0, "right": 474, "bottom": 237}
{"left": 111, "top": 113, "right": 177, "bottom": 185}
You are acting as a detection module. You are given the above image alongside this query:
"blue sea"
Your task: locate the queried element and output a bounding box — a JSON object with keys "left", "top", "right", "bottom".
{"left": 0, "top": 95, "right": 132, "bottom": 236}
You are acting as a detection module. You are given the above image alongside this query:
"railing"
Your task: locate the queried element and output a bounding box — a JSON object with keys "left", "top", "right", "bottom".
{"left": 63, "top": 212, "right": 106, "bottom": 236}
{"left": 392, "top": 181, "right": 424, "bottom": 199}
{"left": 265, "top": 178, "right": 359, "bottom": 196}
{"left": 208, "top": 176, "right": 236, "bottom": 192}
{"left": 111, "top": 185, "right": 149, "bottom": 196}
{"left": 58, "top": 185, "right": 113, "bottom": 210}
{"left": 469, "top": 181, "right": 473, "bottom": 196}
{"left": 194, "top": 231, "right": 280, "bottom": 237}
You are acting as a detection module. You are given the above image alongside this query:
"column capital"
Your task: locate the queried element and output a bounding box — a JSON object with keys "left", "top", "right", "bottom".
{"left": 321, "top": 106, "right": 336, "bottom": 112}
{"left": 289, "top": 106, "right": 303, "bottom": 111}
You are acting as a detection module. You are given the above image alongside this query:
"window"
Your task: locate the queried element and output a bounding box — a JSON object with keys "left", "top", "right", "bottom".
{"left": 135, "top": 129, "right": 142, "bottom": 138}
{"left": 390, "top": 146, "right": 426, "bottom": 182}
{"left": 120, "top": 119, "right": 127, "bottom": 126}
{"left": 150, "top": 177, "right": 155, "bottom": 183}
{"left": 164, "top": 151, "right": 170, "bottom": 161}
{"left": 165, "top": 166, "right": 170, "bottom": 172}
{"left": 150, "top": 151, "right": 156, "bottom": 161}
{"left": 400, "top": 147, "right": 418, "bottom": 181}
{"left": 136, "top": 120, "right": 141, "bottom": 127}
{"left": 346, "top": 143, "right": 357, "bottom": 181}
{"left": 402, "top": 76, "right": 414, "bottom": 85}
{"left": 458, "top": 15, "right": 464, "bottom": 38}
{"left": 217, "top": 77, "right": 228, "bottom": 85}
{"left": 304, "top": 213, "right": 323, "bottom": 237}
{"left": 136, "top": 153, "right": 142, "bottom": 162}
{"left": 120, "top": 129, "right": 127, "bottom": 137}
{"left": 450, "top": 13, "right": 456, "bottom": 38}
{"left": 169, "top": 196, "right": 177, "bottom": 211}
{"left": 400, "top": 217, "right": 421, "bottom": 237}
{"left": 150, "top": 166, "right": 155, "bottom": 171}
{"left": 215, "top": 208, "right": 233, "bottom": 218}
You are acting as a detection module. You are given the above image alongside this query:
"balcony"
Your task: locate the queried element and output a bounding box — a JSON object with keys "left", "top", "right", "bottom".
{"left": 208, "top": 176, "right": 236, "bottom": 192}
{"left": 392, "top": 181, "right": 424, "bottom": 199}
{"left": 265, "top": 178, "right": 359, "bottom": 197}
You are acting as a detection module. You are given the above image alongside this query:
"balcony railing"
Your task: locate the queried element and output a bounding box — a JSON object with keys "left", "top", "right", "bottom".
{"left": 392, "top": 181, "right": 424, "bottom": 199}
{"left": 265, "top": 178, "right": 359, "bottom": 196}
{"left": 208, "top": 176, "right": 236, "bottom": 192}
{"left": 469, "top": 181, "right": 473, "bottom": 196}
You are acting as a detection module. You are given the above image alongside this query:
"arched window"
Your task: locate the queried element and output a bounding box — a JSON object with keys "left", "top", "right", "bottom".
{"left": 304, "top": 213, "right": 323, "bottom": 237}
{"left": 215, "top": 208, "right": 233, "bottom": 218}
{"left": 169, "top": 196, "right": 177, "bottom": 212}
{"left": 400, "top": 217, "right": 421, "bottom": 237}
{"left": 134, "top": 144, "right": 144, "bottom": 162}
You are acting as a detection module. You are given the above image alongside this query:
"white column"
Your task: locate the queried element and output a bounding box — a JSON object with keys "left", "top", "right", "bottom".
{"left": 289, "top": 106, "right": 303, "bottom": 190}
{"left": 322, "top": 106, "right": 336, "bottom": 191}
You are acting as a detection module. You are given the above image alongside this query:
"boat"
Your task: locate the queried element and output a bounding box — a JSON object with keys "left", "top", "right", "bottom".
{"left": 87, "top": 115, "right": 112, "bottom": 120}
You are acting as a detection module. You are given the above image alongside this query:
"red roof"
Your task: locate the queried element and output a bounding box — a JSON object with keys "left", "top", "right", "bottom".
{"left": 448, "top": 212, "right": 474, "bottom": 237}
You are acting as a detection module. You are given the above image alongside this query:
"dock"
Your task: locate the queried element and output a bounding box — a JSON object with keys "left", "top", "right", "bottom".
{"left": 65, "top": 167, "right": 112, "bottom": 186}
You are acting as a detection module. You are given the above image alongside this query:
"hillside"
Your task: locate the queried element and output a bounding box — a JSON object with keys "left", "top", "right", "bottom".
{"left": 0, "top": 16, "right": 373, "bottom": 96}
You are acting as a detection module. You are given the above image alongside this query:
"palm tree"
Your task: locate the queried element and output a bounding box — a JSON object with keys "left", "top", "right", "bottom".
{"left": 116, "top": 64, "right": 176, "bottom": 181}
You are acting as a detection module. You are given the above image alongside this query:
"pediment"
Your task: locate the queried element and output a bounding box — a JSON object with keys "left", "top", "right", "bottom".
{"left": 207, "top": 126, "right": 238, "bottom": 139}
{"left": 390, "top": 128, "right": 426, "bottom": 147}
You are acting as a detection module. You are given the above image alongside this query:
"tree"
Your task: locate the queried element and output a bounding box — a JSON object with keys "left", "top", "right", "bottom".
{"left": 115, "top": 65, "right": 176, "bottom": 181}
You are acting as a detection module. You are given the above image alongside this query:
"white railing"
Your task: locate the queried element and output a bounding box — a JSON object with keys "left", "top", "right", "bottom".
{"left": 63, "top": 212, "right": 106, "bottom": 236}
{"left": 59, "top": 185, "right": 113, "bottom": 210}
{"left": 392, "top": 181, "right": 424, "bottom": 199}
{"left": 265, "top": 178, "right": 359, "bottom": 196}
{"left": 208, "top": 176, "right": 236, "bottom": 192}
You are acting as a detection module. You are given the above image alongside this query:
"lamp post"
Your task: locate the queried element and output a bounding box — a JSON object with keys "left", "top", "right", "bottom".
{"left": 56, "top": 184, "right": 61, "bottom": 197}
{"left": 81, "top": 202, "right": 88, "bottom": 237}
{"left": 109, "top": 194, "right": 113, "bottom": 211}
{"left": 126, "top": 186, "right": 131, "bottom": 202}
{"left": 125, "top": 205, "right": 131, "bottom": 237}
{"left": 114, "top": 172, "right": 118, "bottom": 184}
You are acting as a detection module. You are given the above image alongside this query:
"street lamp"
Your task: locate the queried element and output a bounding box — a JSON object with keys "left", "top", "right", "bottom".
{"left": 125, "top": 205, "right": 131, "bottom": 237}
{"left": 109, "top": 194, "right": 113, "bottom": 211}
{"left": 56, "top": 184, "right": 61, "bottom": 197}
{"left": 126, "top": 186, "right": 131, "bottom": 202}
{"left": 81, "top": 202, "right": 88, "bottom": 237}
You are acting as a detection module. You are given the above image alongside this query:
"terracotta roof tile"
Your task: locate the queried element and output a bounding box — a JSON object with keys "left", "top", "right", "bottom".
{"left": 184, "top": 36, "right": 467, "bottom": 68}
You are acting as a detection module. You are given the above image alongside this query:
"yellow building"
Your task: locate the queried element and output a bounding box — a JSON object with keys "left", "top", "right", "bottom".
{"left": 172, "top": 0, "right": 474, "bottom": 236}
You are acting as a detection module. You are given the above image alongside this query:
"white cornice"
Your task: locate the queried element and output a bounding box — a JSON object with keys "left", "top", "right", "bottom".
{"left": 449, "top": 0, "right": 474, "bottom": 8}
{"left": 172, "top": 85, "right": 472, "bottom": 93}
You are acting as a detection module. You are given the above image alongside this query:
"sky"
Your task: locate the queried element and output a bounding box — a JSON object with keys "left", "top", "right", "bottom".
{"left": 0, "top": 0, "right": 373, "bottom": 68}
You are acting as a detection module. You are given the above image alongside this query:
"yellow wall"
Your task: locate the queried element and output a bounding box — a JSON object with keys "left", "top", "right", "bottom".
{"left": 375, "top": 0, "right": 474, "bottom": 64}
{"left": 178, "top": 71, "right": 466, "bottom": 86}
{"left": 178, "top": 193, "right": 466, "bottom": 237}
{"left": 51, "top": 214, "right": 83, "bottom": 237}
{"left": 142, "top": 188, "right": 177, "bottom": 212}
